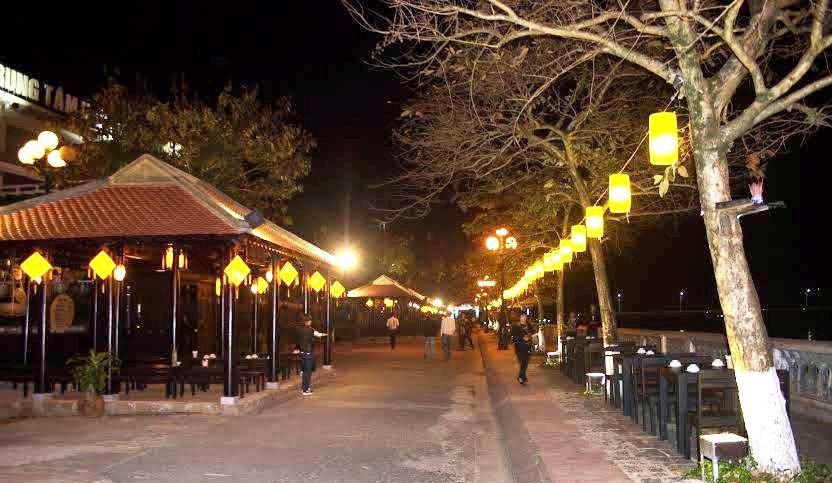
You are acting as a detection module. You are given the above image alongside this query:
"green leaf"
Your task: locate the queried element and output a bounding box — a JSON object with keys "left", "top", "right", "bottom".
{"left": 677, "top": 165, "right": 689, "bottom": 178}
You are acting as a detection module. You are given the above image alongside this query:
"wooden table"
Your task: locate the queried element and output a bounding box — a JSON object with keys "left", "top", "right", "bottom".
{"left": 659, "top": 366, "right": 734, "bottom": 458}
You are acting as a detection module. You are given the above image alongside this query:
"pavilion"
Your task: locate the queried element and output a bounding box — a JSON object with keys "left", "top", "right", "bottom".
{"left": 0, "top": 154, "right": 344, "bottom": 405}
{"left": 347, "top": 275, "right": 436, "bottom": 336}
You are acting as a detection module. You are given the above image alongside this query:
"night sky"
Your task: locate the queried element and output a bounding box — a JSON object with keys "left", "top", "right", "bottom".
{"left": 2, "top": 1, "right": 829, "bottom": 324}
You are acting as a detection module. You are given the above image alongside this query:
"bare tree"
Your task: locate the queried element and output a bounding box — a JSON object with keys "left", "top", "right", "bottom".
{"left": 346, "top": 0, "right": 832, "bottom": 473}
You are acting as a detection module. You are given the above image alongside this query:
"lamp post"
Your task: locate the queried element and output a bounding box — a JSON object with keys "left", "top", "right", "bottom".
{"left": 616, "top": 290, "right": 622, "bottom": 313}
{"left": 485, "top": 228, "right": 517, "bottom": 349}
{"left": 17, "top": 130, "right": 69, "bottom": 193}
{"left": 679, "top": 290, "right": 685, "bottom": 312}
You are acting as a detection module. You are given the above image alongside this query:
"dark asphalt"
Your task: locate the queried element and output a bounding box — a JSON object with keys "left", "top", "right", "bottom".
{"left": 0, "top": 339, "right": 510, "bottom": 483}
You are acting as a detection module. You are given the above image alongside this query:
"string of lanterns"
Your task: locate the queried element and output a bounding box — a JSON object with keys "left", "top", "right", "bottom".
{"left": 502, "top": 111, "right": 679, "bottom": 302}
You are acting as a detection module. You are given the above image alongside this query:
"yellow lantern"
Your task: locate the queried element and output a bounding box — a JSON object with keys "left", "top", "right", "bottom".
{"left": 215, "top": 277, "right": 222, "bottom": 296}
{"left": 586, "top": 206, "right": 604, "bottom": 238}
{"left": 308, "top": 271, "right": 326, "bottom": 292}
{"left": 551, "top": 252, "right": 563, "bottom": 271}
{"left": 559, "top": 240, "right": 573, "bottom": 263}
{"left": 608, "top": 173, "right": 631, "bottom": 213}
{"left": 330, "top": 281, "right": 345, "bottom": 298}
{"left": 523, "top": 268, "right": 534, "bottom": 283}
{"left": 256, "top": 276, "right": 269, "bottom": 294}
{"left": 20, "top": 252, "right": 52, "bottom": 280}
{"left": 278, "top": 261, "right": 298, "bottom": 286}
{"left": 223, "top": 255, "right": 251, "bottom": 286}
{"left": 113, "top": 264, "right": 126, "bottom": 282}
{"left": 89, "top": 250, "right": 116, "bottom": 279}
{"left": 534, "top": 261, "right": 544, "bottom": 279}
{"left": 367, "top": 299, "right": 374, "bottom": 308}
{"left": 571, "top": 225, "right": 587, "bottom": 252}
{"left": 421, "top": 305, "right": 429, "bottom": 313}
{"left": 543, "top": 251, "right": 556, "bottom": 272}
{"left": 648, "top": 112, "right": 678, "bottom": 166}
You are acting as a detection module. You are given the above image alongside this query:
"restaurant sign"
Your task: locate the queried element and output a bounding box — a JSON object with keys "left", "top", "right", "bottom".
{"left": 0, "top": 63, "right": 90, "bottom": 114}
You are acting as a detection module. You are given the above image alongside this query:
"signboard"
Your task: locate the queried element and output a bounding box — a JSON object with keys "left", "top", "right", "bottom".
{"left": 0, "top": 63, "right": 90, "bottom": 114}
{"left": 49, "top": 293, "right": 75, "bottom": 333}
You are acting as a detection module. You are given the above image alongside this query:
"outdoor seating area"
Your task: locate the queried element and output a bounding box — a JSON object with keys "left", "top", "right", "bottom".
{"left": 560, "top": 336, "right": 791, "bottom": 461}
{"left": 0, "top": 154, "right": 344, "bottom": 412}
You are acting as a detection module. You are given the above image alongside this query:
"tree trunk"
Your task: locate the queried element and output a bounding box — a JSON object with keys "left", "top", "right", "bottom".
{"left": 555, "top": 268, "right": 565, "bottom": 355}
{"left": 561, "top": 138, "right": 618, "bottom": 346}
{"left": 661, "top": 3, "right": 801, "bottom": 469}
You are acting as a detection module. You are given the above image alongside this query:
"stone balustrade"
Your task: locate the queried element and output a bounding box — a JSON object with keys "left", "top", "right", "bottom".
{"left": 618, "top": 328, "right": 832, "bottom": 423}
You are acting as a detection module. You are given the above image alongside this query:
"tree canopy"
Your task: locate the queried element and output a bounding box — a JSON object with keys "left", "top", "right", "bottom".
{"left": 55, "top": 83, "right": 315, "bottom": 223}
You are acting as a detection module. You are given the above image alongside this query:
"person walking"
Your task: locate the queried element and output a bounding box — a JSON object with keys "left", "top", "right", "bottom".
{"left": 296, "top": 313, "right": 327, "bottom": 395}
{"left": 511, "top": 314, "right": 534, "bottom": 385}
{"left": 423, "top": 314, "right": 438, "bottom": 359}
{"left": 462, "top": 314, "right": 475, "bottom": 349}
{"left": 440, "top": 313, "right": 456, "bottom": 360}
{"left": 386, "top": 311, "right": 400, "bottom": 350}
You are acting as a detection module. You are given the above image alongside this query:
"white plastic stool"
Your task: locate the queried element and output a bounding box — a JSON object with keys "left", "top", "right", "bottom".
{"left": 699, "top": 433, "right": 748, "bottom": 481}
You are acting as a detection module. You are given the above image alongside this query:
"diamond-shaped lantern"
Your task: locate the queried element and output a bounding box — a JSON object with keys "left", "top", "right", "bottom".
{"left": 89, "top": 250, "right": 116, "bottom": 279}
{"left": 21, "top": 251, "right": 52, "bottom": 280}
{"left": 224, "top": 255, "right": 251, "bottom": 286}
{"left": 330, "top": 281, "right": 345, "bottom": 298}
{"left": 366, "top": 299, "right": 374, "bottom": 307}
{"left": 279, "top": 261, "right": 298, "bottom": 286}
{"left": 256, "top": 276, "right": 269, "bottom": 293}
{"left": 308, "top": 271, "right": 326, "bottom": 292}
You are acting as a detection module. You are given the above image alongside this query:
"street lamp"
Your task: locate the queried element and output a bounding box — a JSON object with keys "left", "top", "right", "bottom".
{"left": 336, "top": 247, "right": 359, "bottom": 272}
{"left": 616, "top": 290, "right": 622, "bottom": 313}
{"left": 679, "top": 290, "right": 686, "bottom": 312}
{"left": 485, "top": 227, "right": 517, "bottom": 349}
{"left": 803, "top": 288, "right": 812, "bottom": 310}
{"left": 18, "top": 130, "right": 69, "bottom": 192}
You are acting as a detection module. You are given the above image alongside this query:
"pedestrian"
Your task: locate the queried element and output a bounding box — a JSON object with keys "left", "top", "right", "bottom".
{"left": 456, "top": 314, "right": 466, "bottom": 350}
{"left": 440, "top": 312, "right": 456, "bottom": 360}
{"left": 462, "top": 314, "right": 475, "bottom": 349}
{"left": 295, "top": 313, "right": 327, "bottom": 395}
{"left": 511, "top": 314, "right": 534, "bottom": 385}
{"left": 386, "top": 311, "right": 400, "bottom": 350}
{"left": 423, "top": 313, "right": 438, "bottom": 359}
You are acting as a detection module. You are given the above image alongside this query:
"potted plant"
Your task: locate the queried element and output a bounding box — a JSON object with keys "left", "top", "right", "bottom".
{"left": 67, "top": 349, "right": 119, "bottom": 417}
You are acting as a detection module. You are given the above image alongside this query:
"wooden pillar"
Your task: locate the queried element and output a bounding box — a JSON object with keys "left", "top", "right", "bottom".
{"left": 170, "top": 245, "right": 180, "bottom": 364}
{"left": 222, "top": 248, "right": 237, "bottom": 401}
{"left": 268, "top": 255, "right": 279, "bottom": 386}
{"left": 105, "top": 277, "right": 114, "bottom": 395}
{"left": 302, "top": 271, "right": 309, "bottom": 314}
{"left": 23, "top": 280, "right": 31, "bottom": 365}
{"left": 35, "top": 276, "right": 48, "bottom": 394}
{"left": 324, "top": 280, "right": 332, "bottom": 367}
{"left": 91, "top": 278, "right": 99, "bottom": 351}
{"left": 219, "top": 275, "right": 226, "bottom": 359}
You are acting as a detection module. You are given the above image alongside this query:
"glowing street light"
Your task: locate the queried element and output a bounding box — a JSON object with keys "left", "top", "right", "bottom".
{"left": 337, "top": 248, "right": 359, "bottom": 271}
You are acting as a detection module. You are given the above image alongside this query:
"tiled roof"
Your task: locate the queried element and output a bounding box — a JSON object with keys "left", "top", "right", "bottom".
{"left": 0, "top": 184, "right": 236, "bottom": 240}
{"left": 0, "top": 154, "right": 339, "bottom": 268}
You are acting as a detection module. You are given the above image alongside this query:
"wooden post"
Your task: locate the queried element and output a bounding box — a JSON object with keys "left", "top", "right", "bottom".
{"left": 91, "top": 277, "right": 98, "bottom": 351}
{"left": 222, "top": 248, "right": 237, "bottom": 402}
{"left": 23, "top": 280, "right": 31, "bottom": 365}
{"left": 170, "top": 245, "right": 180, "bottom": 364}
{"left": 106, "top": 276, "right": 114, "bottom": 395}
{"left": 36, "top": 274, "right": 48, "bottom": 394}
{"left": 267, "top": 256, "right": 279, "bottom": 387}
{"left": 324, "top": 280, "right": 332, "bottom": 368}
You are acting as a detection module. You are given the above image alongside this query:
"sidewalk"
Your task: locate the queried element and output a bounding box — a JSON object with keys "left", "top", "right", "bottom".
{"left": 478, "top": 333, "right": 693, "bottom": 483}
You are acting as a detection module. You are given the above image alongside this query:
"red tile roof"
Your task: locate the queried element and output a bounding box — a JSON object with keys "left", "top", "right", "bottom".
{"left": 0, "top": 184, "right": 237, "bottom": 241}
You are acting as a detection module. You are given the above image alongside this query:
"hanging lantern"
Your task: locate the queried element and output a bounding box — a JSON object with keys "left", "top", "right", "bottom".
{"left": 223, "top": 255, "right": 251, "bottom": 286}
{"left": 215, "top": 277, "right": 222, "bottom": 296}
{"left": 113, "top": 264, "right": 127, "bottom": 282}
{"left": 162, "top": 245, "right": 174, "bottom": 270}
{"left": 559, "top": 240, "right": 573, "bottom": 263}
{"left": 366, "top": 299, "right": 374, "bottom": 308}
{"left": 543, "top": 251, "right": 556, "bottom": 272}
{"left": 383, "top": 298, "right": 394, "bottom": 308}
{"left": 586, "top": 206, "right": 604, "bottom": 238}
{"left": 178, "top": 251, "right": 188, "bottom": 270}
{"left": 250, "top": 283, "right": 259, "bottom": 294}
{"left": 551, "top": 252, "right": 563, "bottom": 271}
{"left": 278, "top": 261, "right": 298, "bottom": 286}
{"left": 20, "top": 251, "right": 52, "bottom": 280}
{"left": 330, "top": 281, "right": 345, "bottom": 298}
{"left": 89, "top": 250, "right": 116, "bottom": 279}
{"left": 256, "top": 276, "right": 269, "bottom": 294}
{"left": 308, "top": 271, "right": 326, "bottom": 292}
{"left": 523, "top": 268, "right": 534, "bottom": 283}
{"left": 265, "top": 270, "right": 274, "bottom": 283}
{"left": 608, "top": 173, "right": 631, "bottom": 213}
{"left": 571, "top": 225, "right": 587, "bottom": 252}
{"left": 648, "top": 112, "right": 678, "bottom": 166}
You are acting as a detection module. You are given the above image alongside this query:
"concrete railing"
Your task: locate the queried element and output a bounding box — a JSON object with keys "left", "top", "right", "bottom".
{"left": 619, "top": 328, "right": 832, "bottom": 422}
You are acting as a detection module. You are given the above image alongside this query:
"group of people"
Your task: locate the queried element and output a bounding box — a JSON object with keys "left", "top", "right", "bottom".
{"left": 386, "top": 311, "right": 478, "bottom": 360}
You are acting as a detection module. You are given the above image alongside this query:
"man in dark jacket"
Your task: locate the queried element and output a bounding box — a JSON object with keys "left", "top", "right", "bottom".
{"left": 296, "top": 313, "right": 326, "bottom": 395}
{"left": 423, "top": 315, "right": 439, "bottom": 359}
{"left": 511, "top": 314, "right": 534, "bottom": 385}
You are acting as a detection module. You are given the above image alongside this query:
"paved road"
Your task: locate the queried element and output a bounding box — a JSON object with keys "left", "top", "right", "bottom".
{"left": 0, "top": 339, "right": 510, "bottom": 483}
